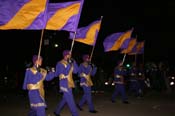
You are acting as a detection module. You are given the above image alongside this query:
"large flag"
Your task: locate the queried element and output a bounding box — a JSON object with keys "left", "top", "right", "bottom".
{"left": 0, "top": 0, "right": 48, "bottom": 30}
{"left": 120, "top": 38, "right": 137, "bottom": 54}
{"left": 103, "top": 29, "right": 133, "bottom": 52}
{"left": 45, "top": 0, "right": 84, "bottom": 32}
{"left": 128, "top": 41, "right": 145, "bottom": 55}
{"left": 69, "top": 19, "right": 102, "bottom": 46}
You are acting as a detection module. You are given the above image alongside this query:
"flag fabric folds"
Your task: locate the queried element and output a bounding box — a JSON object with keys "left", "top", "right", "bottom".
{"left": 103, "top": 29, "right": 133, "bottom": 52}
{"left": 0, "top": 0, "right": 48, "bottom": 30}
{"left": 120, "top": 38, "right": 137, "bottom": 54}
{"left": 70, "top": 19, "right": 102, "bottom": 46}
{"left": 128, "top": 41, "right": 145, "bottom": 55}
{"left": 46, "top": 0, "right": 84, "bottom": 32}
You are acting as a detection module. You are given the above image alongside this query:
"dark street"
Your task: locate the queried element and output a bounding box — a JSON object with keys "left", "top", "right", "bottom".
{"left": 0, "top": 87, "right": 174, "bottom": 116}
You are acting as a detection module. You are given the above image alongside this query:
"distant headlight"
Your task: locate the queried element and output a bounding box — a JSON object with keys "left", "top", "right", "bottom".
{"left": 105, "top": 82, "right": 108, "bottom": 85}
{"left": 170, "top": 82, "right": 174, "bottom": 86}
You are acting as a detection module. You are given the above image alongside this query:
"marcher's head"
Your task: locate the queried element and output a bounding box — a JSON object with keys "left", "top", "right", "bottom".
{"left": 32, "top": 55, "right": 43, "bottom": 66}
{"left": 82, "top": 54, "right": 90, "bottom": 62}
{"left": 63, "top": 50, "right": 71, "bottom": 60}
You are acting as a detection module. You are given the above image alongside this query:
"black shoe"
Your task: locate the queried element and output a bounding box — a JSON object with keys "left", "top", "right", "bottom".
{"left": 76, "top": 104, "right": 83, "bottom": 111}
{"left": 89, "top": 110, "right": 98, "bottom": 113}
{"left": 53, "top": 112, "right": 60, "bottom": 116}
{"left": 123, "top": 101, "right": 129, "bottom": 104}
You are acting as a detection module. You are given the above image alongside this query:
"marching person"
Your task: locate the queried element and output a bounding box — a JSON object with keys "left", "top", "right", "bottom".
{"left": 111, "top": 60, "right": 129, "bottom": 104}
{"left": 54, "top": 50, "right": 79, "bottom": 116}
{"left": 76, "top": 54, "right": 98, "bottom": 113}
{"left": 23, "top": 55, "right": 55, "bottom": 116}
{"left": 137, "top": 63, "right": 146, "bottom": 97}
{"left": 128, "top": 62, "right": 140, "bottom": 97}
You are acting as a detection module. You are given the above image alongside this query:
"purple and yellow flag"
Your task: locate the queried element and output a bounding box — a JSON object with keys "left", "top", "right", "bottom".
{"left": 120, "top": 38, "right": 137, "bottom": 54}
{"left": 69, "top": 19, "right": 102, "bottom": 46}
{"left": 103, "top": 29, "right": 133, "bottom": 52}
{"left": 128, "top": 41, "right": 145, "bottom": 55}
{"left": 0, "top": 0, "right": 48, "bottom": 30}
{"left": 45, "top": 0, "right": 84, "bottom": 32}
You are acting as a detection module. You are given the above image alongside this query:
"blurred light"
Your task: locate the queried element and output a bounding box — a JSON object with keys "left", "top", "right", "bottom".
{"left": 54, "top": 44, "right": 58, "bottom": 47}
{"left": 170, "top": 82, "right": 174, "bottom": 86}
{"left": 91, "top": 90, "right": 95, "bottom": 93}
{"left": 112, "top": 82, "right": 115, "bottom": 86}
{"left": 4, "top": 77, "right": 7, "bottom": 80}
{"left": 126, "top": 64, "right": 130, "bottom": 68}
{"left": 171, "top": 77, "right": 175, "bottom": 79}
{"left": 105, "top": 82, "right": 108, "bottom": 85}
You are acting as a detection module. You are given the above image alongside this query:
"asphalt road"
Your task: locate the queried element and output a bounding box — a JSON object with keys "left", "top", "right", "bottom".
{"left": 0, "top": 87, "right": 174, "bottom": 116}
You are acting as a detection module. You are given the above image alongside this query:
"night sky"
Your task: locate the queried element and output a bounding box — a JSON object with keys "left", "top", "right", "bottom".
{"left": 0, "top": 0, "right": 175, "bottom": 72}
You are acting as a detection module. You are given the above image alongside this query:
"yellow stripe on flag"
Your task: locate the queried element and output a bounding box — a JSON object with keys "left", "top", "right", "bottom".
{"left": 75, "top": 21, "right": 101, "bottom": 45}
{"left": 121, "top": 38, "right": 137, "bottom": 54}
{"left": 46, "top": 3, "right": 80, "bottom": 30}
{"left": 109, "top": 30, "right": 132, "bottom": 51}
{"left": 0, "top": 0, "right": 47, "bottom": 29}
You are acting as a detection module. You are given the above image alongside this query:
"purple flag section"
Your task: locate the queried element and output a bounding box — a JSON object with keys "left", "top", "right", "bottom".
{"left": 0, "top": 0, "right": 48, "bottom": 30}
{"left": 140, "top": 47, "right": 144, "bottom": 53}
{"left": 129, "top": 43, "right": 138, "bottom": 54}
{"left": 27, "top": 11, "right": 47, "bottom": 30}
{"left": 120, "top": 38, "right": 137, "bottom": 54}
{"left": 46, "top": 0, "right": 84, "bottom": 32}
{"left": 103, "top": 32, "right": 124, "bottom": 52}
{"left": 138, "top": 46, "right": 144, "bottom": 54}
{"left": 128, "top": 41, "right": 145, "bottom": 55}
{"left": 0, "top": 0, "right": 28, "bottom": 25}
{"left": 69, "top": 20, "right": 100, "bottom": 39}
{"left": 120, "top": 38, "right": 131, "bottom": 49}
{"left": 137, "top": 41, "right": 145, "bottom": 54}
{"left": 103, "top": 29, "right": 133, "bottom": 52}
{"left": 69, "top": 20, "right": 101, "bottom": 46}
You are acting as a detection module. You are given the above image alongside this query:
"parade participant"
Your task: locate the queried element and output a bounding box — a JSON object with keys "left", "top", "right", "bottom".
{"left": 54, "top": 50, "right": 79, "bottom": 116}
{"left": 111, "top": 60, "right": 129, "bottom": 104}
{"left": 76, "top": 54, "right": 98, "bottom": 113}
{"left": 137, "top": 63, "right": 146, "bottom": 97}
{"left": 128, "top": 62, "right": 140, "bottom": 97}
{"left": 23, "top": 55, "right": 55, "bottom": 116}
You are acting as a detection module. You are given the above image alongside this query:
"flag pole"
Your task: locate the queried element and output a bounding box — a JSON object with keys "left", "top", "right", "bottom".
{"left": 38, "top": 29, "right": 45, "bottom": 57}
{"left": 70, "top": 31, "right": 76, "bottom": 54}
{"left": 122, "top": 53, "right": 127, "bottom": 65}
{"left": 89, "top": 16, "right": 103, "bottom": 61}
{"left": 36, "top": 0, "right": 48, "bottom": 67}
{"left": 89, "top": 44, "right": 95, "bottom": 61}
{"left": 36, "top": 29, "right": 45, "bottom": 68}
{"left": 36, "top": 29, "right": 44, "bottom": 67}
